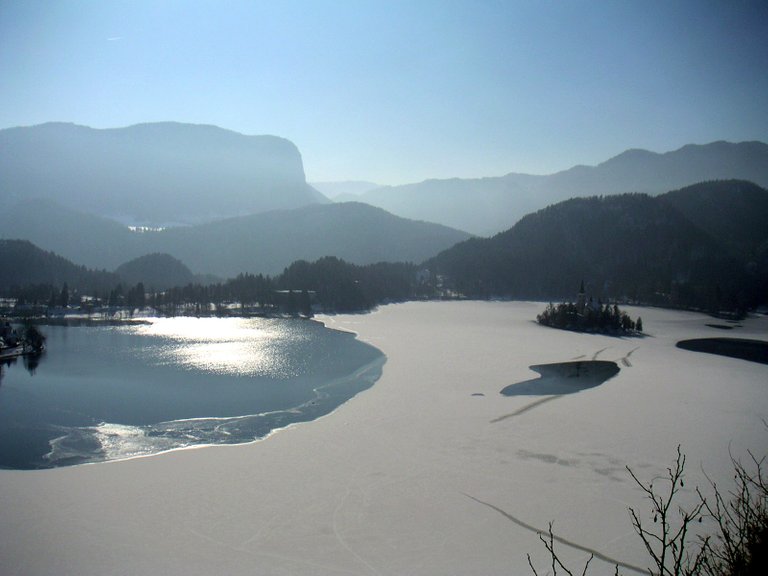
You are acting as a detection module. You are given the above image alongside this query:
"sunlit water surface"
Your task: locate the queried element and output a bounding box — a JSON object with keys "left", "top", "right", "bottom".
{"left": 0, "top": 317, "right": 383, "bottom": 469}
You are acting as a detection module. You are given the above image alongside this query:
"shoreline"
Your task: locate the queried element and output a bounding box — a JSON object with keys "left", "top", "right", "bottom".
{"left": 1, "top": 315, "right": 384, "bottom": 470}
{"left": 1, "top": 301, "right": 766, "bottom": 575}
{"left": 38, "top": 353, "right": 386, "bottom": 472}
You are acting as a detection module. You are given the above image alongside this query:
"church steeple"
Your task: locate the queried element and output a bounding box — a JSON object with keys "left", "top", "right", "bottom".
{"left": 577, "top": 280, "right": 587, "bottom": 314}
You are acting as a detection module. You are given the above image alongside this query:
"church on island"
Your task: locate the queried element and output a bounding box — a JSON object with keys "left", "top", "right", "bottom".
{"left": 537, "top": 281, "right": 643, "bottom": 334}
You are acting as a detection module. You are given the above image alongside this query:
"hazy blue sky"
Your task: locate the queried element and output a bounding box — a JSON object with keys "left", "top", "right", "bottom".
{"left": 1, "top": 0, "right": 766, "bottom": 185}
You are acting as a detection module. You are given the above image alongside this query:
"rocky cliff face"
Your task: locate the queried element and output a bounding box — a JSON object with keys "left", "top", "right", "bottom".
{"left": 0, "top": 122, "right": 327, "bottom": 225}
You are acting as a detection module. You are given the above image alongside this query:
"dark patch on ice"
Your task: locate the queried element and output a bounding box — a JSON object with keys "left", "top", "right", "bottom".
{"left": 518, "top": 450, "right": 626, "bottom": 481}
{"left": 706, "top": 323, "right": 734, "bottom": 330}
{"left": 500, "top": 361, "right": 620, "bottom": 396}
{"left": 677, "top": 338, "right": 768, "bottom": 365}
{"left": 517, "top": 449, "right": 576, "bottom": 467}
{"left": 471, "top": 393, "right": 485, "bottom": 397}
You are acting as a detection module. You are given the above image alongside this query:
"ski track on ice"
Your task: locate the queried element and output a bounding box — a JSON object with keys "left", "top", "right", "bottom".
{"left": 463, "top": 494, "right": 648, "bottom": 574}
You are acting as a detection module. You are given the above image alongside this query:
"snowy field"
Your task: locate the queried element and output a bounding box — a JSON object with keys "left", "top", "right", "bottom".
{"left": 1, "top": 301, "right": 766, "bottom": 575}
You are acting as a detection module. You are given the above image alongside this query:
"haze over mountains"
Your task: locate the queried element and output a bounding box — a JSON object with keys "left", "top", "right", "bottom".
{"left": 0, "top": 200, "right": 470, "bottom": 278}
{"left": 2, "top": 121, "right": 767, "bottom": 300}
{"left": 4, "top": 180, "right": 766, "bottom": 315}
{"left": 310, "top": 181, "right": 380, "bottom": 201}
{"left": 3, "top": 122, "right": 766, "bottom": 237}
{"left": 0, "top": 122, "right": 326, "bottom": 226}
{"left": 356, "top": 141, "right": 768, "bottom": 235}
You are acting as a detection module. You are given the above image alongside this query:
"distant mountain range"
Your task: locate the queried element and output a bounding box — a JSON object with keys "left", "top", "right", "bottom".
{"left": 0, "top": 200, "right": 470, "bottom": 278}
{"left": 4, "top": 122, "right": 765, "bottom": 239}
{"left": 427, "top": 180, "right": 768, "bottom": 311}
{"left": 2, "top": 121, "right": 767, "bottom": 310}
{"left": 357, "top": 141, "right": 768, "bottom": 235}
{"left": 3, "top": 181, "right": 767, "bottom": 312}
{"left": 0, "top": 122, "right": 328, "bottom": 226}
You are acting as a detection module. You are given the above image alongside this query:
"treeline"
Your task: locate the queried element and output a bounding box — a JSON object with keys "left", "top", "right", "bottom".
{"left": 3, "top": 255, "right": 427, "bottom": 315}
{"left": 154, "top": 257, "right": 424, "bottom": 314}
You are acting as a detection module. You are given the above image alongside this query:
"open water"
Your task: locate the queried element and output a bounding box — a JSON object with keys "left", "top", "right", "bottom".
{"left": 0, "top": 317, "right": 384, "bottom": 469}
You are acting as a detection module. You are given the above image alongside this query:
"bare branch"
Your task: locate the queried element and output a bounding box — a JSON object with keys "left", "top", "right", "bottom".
{"left": 528, "top": 523, "right": 595, "bottom": 576}
{"left": 527, "top": 553, "right": 540, "bottom": 576}
{"left": 528, "top": 443, "right": 767, "bottom": 576}
{"left": 625, "top": 446, "right": 708, "bottom": 576}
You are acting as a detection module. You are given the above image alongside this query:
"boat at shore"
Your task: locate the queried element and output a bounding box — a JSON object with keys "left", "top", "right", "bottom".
{"left": 1, "top": 322, "right": 46, "bottom": 361}
{"left": 0, "top": 341, "right": 45, "bottom": 361}
{"left": 0, "top": 343, "right": 25, "bottom": 360}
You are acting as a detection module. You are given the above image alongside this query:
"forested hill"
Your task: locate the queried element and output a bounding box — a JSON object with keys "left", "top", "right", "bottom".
{"left": 0, "top": 200, "right": 471, "bottom": 277}
{"left": 0, "top": 239, "right": 120, "bottom": 295}
{"left": 149, "top": 201, "right": 472, "bottom": 278}
{"left": 114, "top": 253, "right": 197, "bottom": 292}
{"left": 426, "top": 180, "right": 768, "bottom": 311}
{"left": 660, "top": 180, "right": 768, "bottom": 255}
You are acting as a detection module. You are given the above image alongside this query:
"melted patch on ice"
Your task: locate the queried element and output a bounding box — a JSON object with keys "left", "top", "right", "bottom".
{"left": 677, "top": 338, "right": 768, "bottom": 365}
{"left": 500, "top": 360, "right": 620, "bottom": 396}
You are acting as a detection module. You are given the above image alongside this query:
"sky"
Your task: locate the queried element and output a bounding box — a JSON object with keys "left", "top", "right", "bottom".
{"left": 1, "top": 0, "right": 767, "bottom": 185}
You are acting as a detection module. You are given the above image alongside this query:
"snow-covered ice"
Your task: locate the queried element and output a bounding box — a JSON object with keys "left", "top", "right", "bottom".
{"left": 1, "top": 301, "right": 766, "bottom": 575}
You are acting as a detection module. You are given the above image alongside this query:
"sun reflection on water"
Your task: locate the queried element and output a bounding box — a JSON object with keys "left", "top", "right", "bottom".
{"left": 128, "top": 317, "right": 305, "bottom": 377}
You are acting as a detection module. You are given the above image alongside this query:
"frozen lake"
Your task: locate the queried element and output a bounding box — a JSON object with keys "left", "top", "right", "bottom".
{"left": 0, "top": 317, "right": 383, "bottom": 469}
{"left": 1, "top": 301, "right": 766, "bottom": 575}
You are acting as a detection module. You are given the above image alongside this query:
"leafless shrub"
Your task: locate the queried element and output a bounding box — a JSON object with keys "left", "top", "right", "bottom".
{"left": 625, "top": 446, "right": 709, "bottom": 575}
{"left": 529, "top": 444, "right": 768, "bottom": 576}
{"left": 698, "top": 449, "right": 768, "bottom": 576}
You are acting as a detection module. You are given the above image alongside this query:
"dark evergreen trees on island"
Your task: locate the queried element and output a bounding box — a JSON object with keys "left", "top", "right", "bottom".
{"left": 537, "top": 283, "right": 643, "bottom": 335}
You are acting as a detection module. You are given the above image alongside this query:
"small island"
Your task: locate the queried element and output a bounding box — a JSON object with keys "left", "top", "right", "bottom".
{"left": 537, "top": 281, "right": 643, "bottom": 335}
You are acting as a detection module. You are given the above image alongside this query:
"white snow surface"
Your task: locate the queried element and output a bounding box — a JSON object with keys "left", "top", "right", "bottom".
{"left": 1, "top": 301, "right": 766, "bottom": 575}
